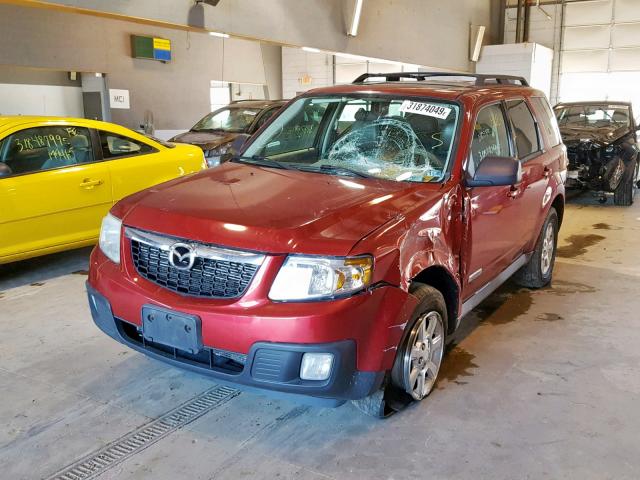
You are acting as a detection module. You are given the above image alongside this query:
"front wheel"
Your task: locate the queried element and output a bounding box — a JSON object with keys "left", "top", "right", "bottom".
{"left": 352, "top": 284, "right": 447, "bottom": 417}
{"left": 391, "top": 284, "right": 447, "bottom": 400}
{"left": 514, "top": 207, "right": 558, "bottom": 288}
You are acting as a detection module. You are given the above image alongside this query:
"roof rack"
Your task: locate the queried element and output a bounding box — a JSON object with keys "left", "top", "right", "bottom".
{"left": 352, "top": 72, "right": 529, "bottom": 87}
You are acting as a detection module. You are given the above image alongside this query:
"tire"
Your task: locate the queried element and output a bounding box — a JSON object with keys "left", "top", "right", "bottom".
{"left": 514, "top": 207, "right": 558, "bottom": 289}
{"left": 391, "top": 283, "right": 447, "bottom": 401}
{"left": 614, "top": 161, "right": 636, "bottom": 206}
{"left": 352, "top": 283, "right": 448, "bottom": 417}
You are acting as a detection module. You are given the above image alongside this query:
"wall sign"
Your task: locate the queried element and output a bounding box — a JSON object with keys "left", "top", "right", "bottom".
{"left": 109, "top": 89, "right": 130, "bottom": 109}
{"left": 131, "top": 35, "right": 172, "bottom": 62}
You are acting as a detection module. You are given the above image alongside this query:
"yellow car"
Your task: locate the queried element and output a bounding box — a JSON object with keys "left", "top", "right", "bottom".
{"left": 0, "top": 116, "right": 207, "bottom": 264}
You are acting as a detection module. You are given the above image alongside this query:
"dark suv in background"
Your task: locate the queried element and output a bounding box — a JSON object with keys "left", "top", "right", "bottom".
{"left": 88, "top": 72, "right": 566, "bottom": 417}
{"left": 554, "top": 101, "right": 640, "bottom": 205}
{"left": 170, "top": 99, "right": 286, "bottom": 167}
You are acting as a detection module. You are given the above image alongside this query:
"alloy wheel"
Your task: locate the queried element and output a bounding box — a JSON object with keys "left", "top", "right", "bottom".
{"left": 540, "top": 221, "right": 555, "bottom": 276}
{"left": 402, "top": 311, "right": 445, "bottom": 400}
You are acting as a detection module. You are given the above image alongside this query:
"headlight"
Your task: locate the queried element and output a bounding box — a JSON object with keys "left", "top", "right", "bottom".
{"left": 269, "top": 255, "right": 373, "bottom": 301}
{"left": 205, "top": 143, "right": 232, "bottom": 167}
{"left": 99, "top": 213, "right": 122, "bottom": 264}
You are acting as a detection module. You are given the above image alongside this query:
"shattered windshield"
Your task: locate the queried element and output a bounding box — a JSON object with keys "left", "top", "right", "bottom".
{"left": 555, "top": 104, "right": 630, "bottom": 129}
{"left": 241, "top": 95, "right": 460, "bottom": 183}
{"left": 192, "top": 108, "right": 260, "bottom": 133}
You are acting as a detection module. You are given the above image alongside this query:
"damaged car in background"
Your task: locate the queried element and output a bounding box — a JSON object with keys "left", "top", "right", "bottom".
{"left": 554, "top": 101, "right": 640, "bottom": 205}
{"left": 170, "top": 99, "right": 286, "bottom": 167}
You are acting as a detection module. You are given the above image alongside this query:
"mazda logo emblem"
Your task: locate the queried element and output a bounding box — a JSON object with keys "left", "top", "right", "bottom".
{"left": 169, "top": 243, "right": 196, "bottom": 270}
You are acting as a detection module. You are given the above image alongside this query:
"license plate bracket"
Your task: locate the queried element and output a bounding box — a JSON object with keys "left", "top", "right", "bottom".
{"left": 141, "top": 305, "right": 202, "bottom": 354}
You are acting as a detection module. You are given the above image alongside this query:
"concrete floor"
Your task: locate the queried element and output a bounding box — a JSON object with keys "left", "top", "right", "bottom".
{"left": 2, "top": 192, "right": 639, "bottom": 480}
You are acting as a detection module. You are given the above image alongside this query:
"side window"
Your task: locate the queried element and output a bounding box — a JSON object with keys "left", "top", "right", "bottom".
{"left": 0, "top": 126, "right": 94, "bottom": 176}
{"left": 99, "top": 131, "right": 153, "bottom": 159}
{"left": 470, "top": 104, "right": 511, "bottom": 173}
{"left": 262, "top": 101, "right": 330, "bottom": 157}
{"left": 505, "top": 99, "right": 540, "bottom": 159}
{"left": 531, "top": 97, "right": 562, "bottom": 147}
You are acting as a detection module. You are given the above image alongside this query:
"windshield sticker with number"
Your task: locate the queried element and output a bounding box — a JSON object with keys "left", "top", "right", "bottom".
{"left": 399, "top": 101, "right": 451, "bottom": 119}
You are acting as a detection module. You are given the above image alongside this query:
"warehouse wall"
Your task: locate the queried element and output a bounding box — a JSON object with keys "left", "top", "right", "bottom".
{"left": 29, "top": 0, "right": 501, "bottom": 72}
{"left": 0, "top": 4, "right": 277, "bottom": 130}
{"left": 282, "top": 48, "right": 334, "bottom": 100}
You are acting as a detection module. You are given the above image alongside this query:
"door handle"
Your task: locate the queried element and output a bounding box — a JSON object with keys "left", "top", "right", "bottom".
{"left": 79, "top": 178, "right": 103, "bottom": 189}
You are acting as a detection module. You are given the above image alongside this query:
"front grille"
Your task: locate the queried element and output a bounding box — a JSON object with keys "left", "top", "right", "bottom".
{"left": 129, "top": 233, "right": 261, "bottom": 299}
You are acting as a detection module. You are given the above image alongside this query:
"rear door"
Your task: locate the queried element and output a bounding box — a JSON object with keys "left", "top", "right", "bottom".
{"left": 0, "top": 123, "right": 112, "bottom": 260}
{"left": 463, "top": 102, "right": 525, "bottom": 296}
{"left": 505, "top": 98, "right": 552, "bottom": 246}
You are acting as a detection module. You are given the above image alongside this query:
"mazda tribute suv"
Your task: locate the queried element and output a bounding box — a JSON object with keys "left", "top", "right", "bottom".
{"left": 87, "top": 72, "right": 566, "bottom": 417}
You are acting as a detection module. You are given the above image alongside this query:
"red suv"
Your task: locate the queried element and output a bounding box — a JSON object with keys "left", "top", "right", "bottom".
{"left": 87, "top": 73, "right": 566, "bottom": 417}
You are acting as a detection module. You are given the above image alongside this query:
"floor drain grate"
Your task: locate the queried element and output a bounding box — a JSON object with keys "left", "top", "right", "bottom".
{"left": 46, "top": 385, "right": 239, "bottom": 480}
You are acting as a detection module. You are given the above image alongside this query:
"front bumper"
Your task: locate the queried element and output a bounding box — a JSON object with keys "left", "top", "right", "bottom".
{"left": 87, "top": 283, "right": 386, "bottom": 406}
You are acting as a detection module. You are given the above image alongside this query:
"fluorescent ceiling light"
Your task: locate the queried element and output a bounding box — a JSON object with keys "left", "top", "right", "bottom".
{"left": 209, "top": 31, "right": 230, "bottom": 38}
{"left": 302, "top": 47, "right": 321, "bottom": 53}
{"left": 348, "top": 0, "right": 364, "bottom": 36}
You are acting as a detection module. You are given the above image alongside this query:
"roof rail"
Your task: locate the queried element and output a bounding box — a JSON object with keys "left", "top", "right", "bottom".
{"left": 229, "top": 99, "right": 265, "bottom": 103}
{"left": 352, "top": 72, "right": 529, "bottom": 87}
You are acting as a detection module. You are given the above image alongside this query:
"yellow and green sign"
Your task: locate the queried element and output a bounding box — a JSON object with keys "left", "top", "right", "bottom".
{"left": 131, "top": 35, "right": 172, "bottom": 62}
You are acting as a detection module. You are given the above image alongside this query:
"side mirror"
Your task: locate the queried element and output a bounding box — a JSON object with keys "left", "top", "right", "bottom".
{"left": 0, "top": 162, "right": 12, "bottom": 177}
{"left": 467, "top": 156, "right": 521, "bottom": 187}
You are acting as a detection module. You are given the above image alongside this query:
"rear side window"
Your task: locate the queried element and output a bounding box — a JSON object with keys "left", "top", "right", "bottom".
{"left": 505, "top": 99, "right": 540, "bottom": 159}
{"left": 531, "top": 97, "right": 561, "bottom": 147}
{"left": 470, "top": 103, "right": 511, "bottom": 173}
{"left": 0, "top": 126, "right": 94, "bottom": 176}
{"left": 99, "top": 131, "right": 154, "bottom": 159}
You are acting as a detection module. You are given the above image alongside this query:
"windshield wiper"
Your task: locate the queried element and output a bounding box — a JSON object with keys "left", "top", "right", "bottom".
{"left": 231, "top": 155, "right": 297, "bottom": 171}
{"left": 311, "top": 164, "right": 377, "bottom": 179}
{"left": 192, "top": 128, "right": 226, "bottom": 133}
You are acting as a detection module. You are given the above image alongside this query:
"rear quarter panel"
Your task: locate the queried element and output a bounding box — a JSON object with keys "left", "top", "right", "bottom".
{"left": 106, "top": 141, "right": 206, "bottom": 202}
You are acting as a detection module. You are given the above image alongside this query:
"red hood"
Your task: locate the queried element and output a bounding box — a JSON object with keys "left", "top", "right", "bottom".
{"left": 118, "top": 162, "right": 440, "bottom": 255}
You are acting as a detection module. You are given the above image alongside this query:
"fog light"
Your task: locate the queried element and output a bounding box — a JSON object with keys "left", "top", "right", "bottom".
{"left": 300, "top": 353, "right": 334, "bottom": 381}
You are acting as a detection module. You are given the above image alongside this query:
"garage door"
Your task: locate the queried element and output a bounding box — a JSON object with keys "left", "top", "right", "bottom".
{"left": 559, "top": 0, "right": 640, "bottom": 116}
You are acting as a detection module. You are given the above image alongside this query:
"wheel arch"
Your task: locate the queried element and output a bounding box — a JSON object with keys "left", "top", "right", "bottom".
{"left": 411, "top": 266, "right": 459, "bottom": 335}
{"left": 551, "top": 194, "right": 564, "bottom": 227}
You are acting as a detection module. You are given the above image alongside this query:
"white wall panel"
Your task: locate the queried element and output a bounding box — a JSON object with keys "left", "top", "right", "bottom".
{"left": 615, "top": 0, "right": 640, "bottom": 22}
{"left": 563, "top": 25, "right": 612, "bottom": 50}
{"left": 565, "top": 0, "right": 613, "bottom": 26}
{"left": 281, "top": 47, "right": 333, "bottom": 99}
{"left": 558, "top": 72, "right": 610, "bottom": 102}
{"left": 561, "top": 50, "right": 609, "bottom": 73}
{"left": 610, "top": 48, "right": 640, "bottom": 71}
{"left": 0, "top": 83, "right": 83, "bottom": 116}
{"left": 612, "top": 23, "right": 640, "bottom": 48}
